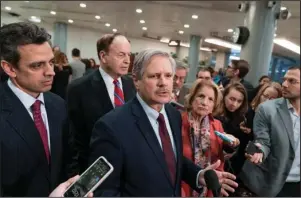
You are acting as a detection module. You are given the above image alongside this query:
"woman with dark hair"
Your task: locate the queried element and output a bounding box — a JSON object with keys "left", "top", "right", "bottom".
{"left": 215, "top": 82, "right": 249, "bottom": 176}
{"left": 82, "top": 58, "right": 95, "bottom": 75}
{"left": 89, "top": 58, "right": 97, "bottom": 68}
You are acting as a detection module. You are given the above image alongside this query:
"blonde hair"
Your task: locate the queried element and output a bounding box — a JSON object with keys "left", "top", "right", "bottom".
{"left": 184, "top": 80, "right": 222, "bottom": 115}
{"left": 251, "top": 82, "right": 282, "bottom": 110}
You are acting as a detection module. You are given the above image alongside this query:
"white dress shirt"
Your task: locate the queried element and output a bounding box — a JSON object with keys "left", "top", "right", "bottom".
{"left": 7, "top": 79, "right": 51, "bottom": 150}
{"left": 99, "top": 67, "right": 123, "bottom": 107}
{"left": 136, "top": 93, "right": 203, "bottom": 187}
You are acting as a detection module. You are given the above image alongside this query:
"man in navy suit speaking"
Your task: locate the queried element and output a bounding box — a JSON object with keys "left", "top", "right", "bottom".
{"left": 89, "top": 49, "right": 238, "bottom": 196}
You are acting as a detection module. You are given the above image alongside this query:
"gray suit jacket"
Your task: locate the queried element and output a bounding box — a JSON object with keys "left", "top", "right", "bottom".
{"left": 239, "top": 98, "right": 296, "bottom": 196}
{"left": 177, "top": 83, "right": 193, "bottom": 105}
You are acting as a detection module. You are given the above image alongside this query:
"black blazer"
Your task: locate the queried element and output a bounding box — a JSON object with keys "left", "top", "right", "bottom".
{"left": 66, "top": 70, "right": 136, "bottom": 174}
{"left": 0, "top": 82, "right": 68, "bottom": 196}
{"left": 89, "top": 97, "right": 202, "bottom": 196}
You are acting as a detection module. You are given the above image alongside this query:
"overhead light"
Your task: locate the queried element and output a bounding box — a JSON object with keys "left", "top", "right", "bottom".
{"left": 229, "top": 55, "right": 240, "bottom": 60}
{"left": 273, "top": 38, "right": 300, "bottom": 54}
{"left": 105, "top": 23, "right": 110, "bottom": 27}
{"left": 29, "top": 16, "right": 41, "bottom": 23}
{"left": 140, "top": 20, "right": 145, "bottom": 24}
{"left": 80, "top": 3, "right": 86, "bottom": 8}
{"left": 68, "top": 19, "right": 74, "bottom": 23}
{"left": 112, "top": 29, "right": 117, "bottom": 32}
{"left": 142, "top": 27, "right": 147, "bottom": 30}
{"left": 178, "top": 30, "right": 184, "bottom": 34}
{"left": 274, "top": 33, "right": 277, "bottom": 37}
{"left": 50, "top": 11, "right": 56, "bottom": 15}
{"left": 204, "top": 38, "right": 242, "bottom": 51}
{"left": 280, "top": 6, "right": 287, "bottom": 11}
{"left": 192, "top": 15, "right": 198, "bottom": 19}
{"left": 184, "top": 24, "right": 190, "bottom": 28}
{"left": 227, "top": 28, "right": 233, "bottom": 33}
{"left": 136, "top": 8, "right": 142, "bottom": 13}
{"left": 200, "top": 47, "right": 212, "bottom": 52}
{"left": 169, "top": 41, "right": 178, "bottom": 46}
{"left": 95, "top": 15, "right": 101, "bottom": 19}
{"left": 180, "top": 42, "right": 190, "bottom": 48}
{"left": 5, "top": 6, "right": 11, "bottom": 11}
{"left": 24, "top": 1, "right": 30, "bottom": 2}
{"left": 160, "top": 37, "right": 170, "bottom": 43}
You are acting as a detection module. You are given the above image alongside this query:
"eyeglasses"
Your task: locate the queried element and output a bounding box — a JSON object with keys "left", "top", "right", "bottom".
{"left": 282, "top": 77, "right": 300, "bottom": 85}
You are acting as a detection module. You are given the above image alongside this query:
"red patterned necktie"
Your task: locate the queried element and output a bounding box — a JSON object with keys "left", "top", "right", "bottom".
{"left": 113, "top": 79, "right": 125, "bottom": 107}
{"left": 31, "top": 100, "right": 50, "bottom": 163}
{"left": 157, "top": 113, "right": 176, "bottom": 186}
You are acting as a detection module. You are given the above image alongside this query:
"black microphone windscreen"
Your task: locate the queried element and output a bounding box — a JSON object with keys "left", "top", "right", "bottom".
{"left": 204, "top": 170, "right": 221, "bottom": 197}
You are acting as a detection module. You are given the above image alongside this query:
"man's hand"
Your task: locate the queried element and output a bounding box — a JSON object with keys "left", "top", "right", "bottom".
{"left": 49, "top": 175, "right": 93, "bottom": 197}
{"left": 245, "top": 143, "right": 263, "bottom": 164}
{"left": 199, "top": 160, "right": 238, "bottom": 197}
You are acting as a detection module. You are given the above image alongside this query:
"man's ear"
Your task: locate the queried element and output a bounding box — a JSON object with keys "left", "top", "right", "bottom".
{"left": 132, "top": 74, "right": 140, "bottom": 90}
{"left": 1, "top": 60, "right": 17, "bottom": 78}
{"left": 99, "top": 51, "right": 107, "bottom": 64}
{"left": 234, "top": 69, "right": 240, "bottom": 77}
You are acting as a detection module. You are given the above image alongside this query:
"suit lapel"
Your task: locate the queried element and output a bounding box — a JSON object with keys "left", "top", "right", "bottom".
{"left": 277, "top": 98, "right": 295, "bottom": 150}
{"left": 91, "top": 70, "right": 113, "bottom": 110}
{"left": 121, "top": 76, "right": 135, "bottom": 102}
{"left": 2, "top": 83, "right": 50, "bottom": 179}
{"left": 131, "top": 97, "right": 174, "bottom": 187}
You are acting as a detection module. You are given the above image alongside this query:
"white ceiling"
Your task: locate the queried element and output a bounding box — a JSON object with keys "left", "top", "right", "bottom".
{"left": 1, "top": 1, "right": 300, "bottom": 59}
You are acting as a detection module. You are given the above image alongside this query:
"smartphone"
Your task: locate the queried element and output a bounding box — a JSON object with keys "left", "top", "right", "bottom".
{"left": 63, "top": 156, "right": 114, "bottom": 197}
{"left": 245, "top": 141, "right": 263, "bottom": 155}
{"left": 214, "top": 131, "right": 234, "bottom": 143}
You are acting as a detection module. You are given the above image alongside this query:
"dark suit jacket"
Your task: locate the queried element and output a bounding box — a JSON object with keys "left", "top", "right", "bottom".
{"left": 89, "top": 97, "right": 202, "bottom": 196}
{"left": 67, "top": 70, "right": 136, "bottom": 174}
{"left": 0, "top": 82, "right": 68, "bottom": 196}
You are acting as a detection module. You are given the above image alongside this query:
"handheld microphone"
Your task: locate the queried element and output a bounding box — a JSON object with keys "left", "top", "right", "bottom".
{"left": 204, "top": 170, "right": 221, "bottom": 197}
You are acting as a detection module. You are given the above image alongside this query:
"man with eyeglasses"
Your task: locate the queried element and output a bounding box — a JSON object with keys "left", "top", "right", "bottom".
{"left": 239, "top": 66, "right": 300, "bottom": 197}
{"left": 171, "top": 61, "right": 188, "bottom": 102}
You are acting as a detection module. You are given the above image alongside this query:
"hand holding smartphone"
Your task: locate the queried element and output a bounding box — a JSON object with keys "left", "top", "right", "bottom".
{"left": 63, "top": 156, "right": 114, "bottom": 197}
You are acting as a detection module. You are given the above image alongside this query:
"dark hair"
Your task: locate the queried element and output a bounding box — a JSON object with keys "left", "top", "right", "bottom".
{"left": 219, "top": 82, "right": 248, "bottom": 117}
{"left": 196, "top": 67, "right": 213, "bottom": 78}
{"left": 231, "top": 59, "right": 250, "bottom": 79}
{"left": 0, "top": 22, "right": 51, "bottom": 68}
{"left": 96, "top": 33, "right": 129, "bottom": 59}
{"left": 258, "top": 75, "right": 271, "bottom": 83}
{"left": 81, "top": 58, "right": 91, "bottom": 70}
{"left": 89, "top": 58, "right": 96, "bottom": 66}
{"left": 72, "top": 48, "right": 80, "bottom": 57}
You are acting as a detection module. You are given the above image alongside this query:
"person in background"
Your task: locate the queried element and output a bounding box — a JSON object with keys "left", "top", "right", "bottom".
{"left": 0, "top": 22, "right": 71, "bottom": 196}
{"left": 51, "top": 52, "right": 72, "bottom": 99}
{"left": 69, "top": 48, "right": 85, "bottom": 80}
{"left": 215, "top": 82, "right": 249, "bottom": 177}
{"left": 82, "top": 58, "right": 95, "bottom": 76}
{"left": 248, "top": 75, "right": 272, "bottom": 102}
{"left": 89, "top": 58, "right": 98, "bottom": 68}
{"left": 240, "top": 66, "right": 300, "bottom": 197}
{"left": 181, "top": 80, "right": 240, "bottom": 197}
{"left": 171, "top": 60, "right": 188, "bottom": 102}
{"left": 222, "top": 60, "right": 253, "bottom": 99}
{"left": 67, "top": 33, "right": 136, "bottom": 175}
{"left": 52, "top": 46, "right": 60, "bottom": 53}
{"left": 88, "top": 49, "right": 238, "bottom": 196}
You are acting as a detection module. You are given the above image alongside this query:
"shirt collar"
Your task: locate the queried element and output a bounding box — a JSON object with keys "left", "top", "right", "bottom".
{"left": 7, "top": 79, "right": 45, "bottom": 110}
{"left": 99, "top": 66, "right": 122, "bottom": 84}
{"left": 136, "top": 93, "right": 166, "bottom": 121}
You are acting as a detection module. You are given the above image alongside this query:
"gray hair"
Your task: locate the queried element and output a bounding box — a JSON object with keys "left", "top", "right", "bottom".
{"left": 132, "top": 49, "right": 176, "bottom": 80}
{"left": 175, "top": 60, "right": 188, "bottom": 71}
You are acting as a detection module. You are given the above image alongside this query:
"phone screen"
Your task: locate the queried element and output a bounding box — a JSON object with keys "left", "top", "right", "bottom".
{"left": 64, "top": 157, "right": 112, "bottom": 197}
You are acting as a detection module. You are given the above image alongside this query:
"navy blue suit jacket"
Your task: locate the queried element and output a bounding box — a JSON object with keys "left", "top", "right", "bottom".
{"left": 0, "top": 82, "right": 69, "bottom": 196}
{"left": 89, "top": 97, "right": 202, "bottom": 196}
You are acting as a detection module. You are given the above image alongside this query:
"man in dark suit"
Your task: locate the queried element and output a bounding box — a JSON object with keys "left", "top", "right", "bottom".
{"left": 67, "top": 33, "right": 136, "bottom": 174}
{"left": 89, "top": 49, "right": 238, "bottom": 196}
{"left": 0, "top": 22, "right": 70, "bottom": 196}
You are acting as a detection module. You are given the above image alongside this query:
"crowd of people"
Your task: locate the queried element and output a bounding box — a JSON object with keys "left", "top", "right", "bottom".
{"left": 0, "top": 22, "right": 300, "bottom": 197}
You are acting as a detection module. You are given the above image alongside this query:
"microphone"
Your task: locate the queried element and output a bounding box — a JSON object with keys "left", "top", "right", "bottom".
{"left": 204, "top": 170, "right": 221, "bottom": 197}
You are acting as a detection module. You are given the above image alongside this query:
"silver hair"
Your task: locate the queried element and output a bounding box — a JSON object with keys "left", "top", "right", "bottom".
{"left": 175, "top": 60, "right": 188, "bottom": 71}
{"left": 132, "top": 49, "right": 176, "bottom": 80}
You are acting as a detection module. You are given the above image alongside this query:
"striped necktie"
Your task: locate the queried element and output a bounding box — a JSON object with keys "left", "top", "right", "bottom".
{"left": 113, "top": 79, "right": 125, "bottom": 107}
